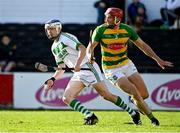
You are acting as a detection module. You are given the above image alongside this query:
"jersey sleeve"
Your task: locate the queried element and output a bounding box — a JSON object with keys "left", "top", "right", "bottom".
{"left": 125, "top": 25, "right": 139, "bottom": 41}
{"left": 92, "top": 26, "right": 104, "bottom": 43}
{"left": 63, "top": 33, "right": 82, "bottom": 50}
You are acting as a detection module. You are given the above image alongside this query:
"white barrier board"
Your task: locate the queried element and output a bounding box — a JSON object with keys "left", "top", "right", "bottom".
{"left": 14, "top": 73, "right": 180, "bottom": 110}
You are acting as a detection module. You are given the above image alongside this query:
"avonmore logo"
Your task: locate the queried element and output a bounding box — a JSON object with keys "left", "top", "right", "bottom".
{"left": 151, "top": 79, "right": 180, "bottom": 108}
{"left": 35, "top": 77, "right": 98, "bottom": 107}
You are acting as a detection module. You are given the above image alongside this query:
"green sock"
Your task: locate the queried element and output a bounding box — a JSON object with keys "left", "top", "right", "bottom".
{"left": 147, "top": 112, "right": 154, "bottom": 120}
{"left": 115, "top": 96, "right": 136, "bottom": 116}
{"left": 69, "top": 99, "right": 93, "bottom": 118}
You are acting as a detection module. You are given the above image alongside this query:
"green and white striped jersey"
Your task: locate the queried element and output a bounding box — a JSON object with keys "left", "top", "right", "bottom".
{"left": 51, "top": 32, "right": 88, "bottom": 68}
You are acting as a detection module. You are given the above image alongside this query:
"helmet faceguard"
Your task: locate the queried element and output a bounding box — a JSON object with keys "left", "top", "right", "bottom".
{"left": 104, "top": 7, "right": 123, "bottom": 28}
{"left": 45, "top": 19, "right": 62, "bottom": 40}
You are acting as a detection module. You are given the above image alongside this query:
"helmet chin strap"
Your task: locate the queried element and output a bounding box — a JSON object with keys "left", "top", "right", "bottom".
{"left": 107, "top": 17, "right": 121, "bottom": 29}
{"left": 114, "top": 17, "right": 121, "bottom": 25}
{"left": 51, "top": 33, "right": 60, "bottom": 41}
{"left": 50, "top": 36, "right": 58, "bottom": 41}
{"left": 107, "top": 25, "right": 115, "bottom": 29}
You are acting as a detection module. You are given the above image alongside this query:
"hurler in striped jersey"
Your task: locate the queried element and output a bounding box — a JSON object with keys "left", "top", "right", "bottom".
{"left": 87, "top": 7, "right": 173, "bottom": 126}
{"left": 43, "top": 19, "right": 141, "bottom": 125}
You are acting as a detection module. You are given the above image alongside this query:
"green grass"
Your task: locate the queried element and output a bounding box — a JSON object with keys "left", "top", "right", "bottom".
{"left": 0, "top": 110, "right": 180, "bottom": 132}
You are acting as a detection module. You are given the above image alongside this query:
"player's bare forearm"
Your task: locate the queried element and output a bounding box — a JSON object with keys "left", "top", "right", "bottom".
{"left": 87, "top": 44, "right": 94, "bottom": 64}
{"left": 142, "top": 43, "right": 161, "bottom": 61}
{"left": 134, "top": 38, "right": 174, "bottom": 69}
{"left": 142, "top": 45, "right": 174, "bottom": 69}
{"left": 75, "top": 44, "right": 86, "bottom": 69}
{"left": 52, "top": 64, "right": 65, "bottom": 80}
{"left": 87, "top": 41, "right": 98, "bottom": 60}
{"left": 43, "top": 64, "right": 65, "bottom": 90}
{"left": 87, "top": 43, "right": 93, "bottom": 56}
{"left": 134, "top": 38, "right": 161, "bottom": 62}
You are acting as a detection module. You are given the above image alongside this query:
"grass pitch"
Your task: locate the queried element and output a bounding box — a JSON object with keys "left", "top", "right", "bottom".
{"left": 0, "top": 110, "right": 180, "bottom": 132}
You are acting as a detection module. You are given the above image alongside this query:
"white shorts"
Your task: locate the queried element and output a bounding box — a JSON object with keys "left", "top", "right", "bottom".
{"left": 103, "top": 60, "right": 138, "bottom": 84}
{"left": 71, "top": 62, "right": 103, "bottom": 87}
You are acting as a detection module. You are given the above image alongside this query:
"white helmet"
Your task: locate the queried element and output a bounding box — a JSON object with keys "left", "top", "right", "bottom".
{"left": 45, "top": 19, "right": 62, "bottom": 40}
{"left": 45, "top": 19, "right": 62, "bottom": 29}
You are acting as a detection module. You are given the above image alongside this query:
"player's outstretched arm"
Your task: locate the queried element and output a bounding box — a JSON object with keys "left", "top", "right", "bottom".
{"left": 44, "top": 64, "right": 65, "bottom": 90}
{"left": 133, "top": 38, "right": 174, "bottom": 69}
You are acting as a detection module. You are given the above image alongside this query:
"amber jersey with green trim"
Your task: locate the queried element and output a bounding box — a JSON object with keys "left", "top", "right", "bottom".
{"left": 92, "top": 23, "right": 139, "bottom": 69}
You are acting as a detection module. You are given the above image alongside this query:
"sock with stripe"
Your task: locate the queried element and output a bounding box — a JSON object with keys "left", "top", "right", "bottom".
{"left": 69, "top": 99, "right": 93, "bottom": 118}
{"left": 147, "top": 112, "right": 155, "bottom": 120}
{"left": 115, "top": 96, "right": 136, "bottom": 116}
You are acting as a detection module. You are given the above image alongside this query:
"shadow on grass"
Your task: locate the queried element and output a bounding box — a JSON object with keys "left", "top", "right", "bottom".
{"left": 160, "top": 124, "right": 180, "bottom": 128}
{"left": 124, "top": 122, "right": 134, "bottom": 125}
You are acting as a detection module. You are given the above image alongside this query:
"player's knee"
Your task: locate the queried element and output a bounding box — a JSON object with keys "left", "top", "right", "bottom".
{"left": 142, "top": 92, "right": 149, "bottom": 99}
{"left": 62, "top": 96, "right": 67, "bottom": 104}
{"left": 118, "top": 83, "right": 136, "bottom": 96}
{"left": 62, "top": 95, "right": 72, "bottom": 105}
{"left": 128, "top": 85, "right": 143, "bottom": 100}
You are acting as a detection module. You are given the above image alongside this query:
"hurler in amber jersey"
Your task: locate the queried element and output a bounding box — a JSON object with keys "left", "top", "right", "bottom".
{"left": 87, "top": 7, "right": 174, "bottom": 126}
